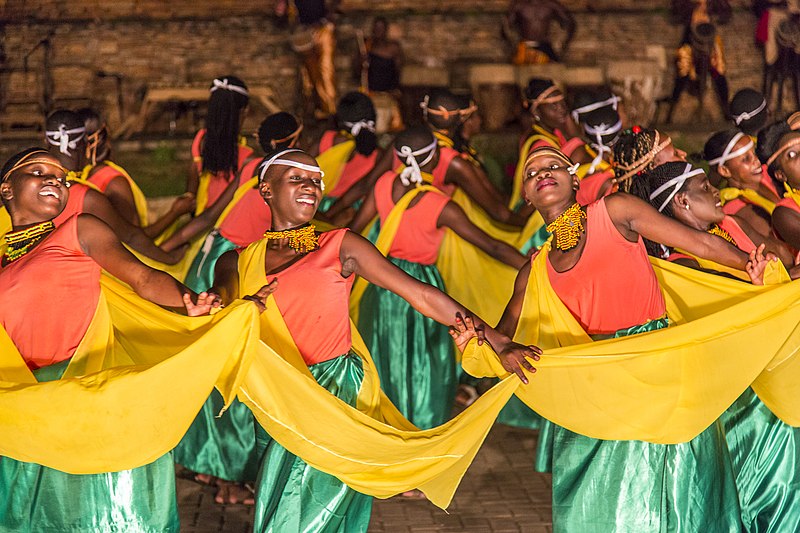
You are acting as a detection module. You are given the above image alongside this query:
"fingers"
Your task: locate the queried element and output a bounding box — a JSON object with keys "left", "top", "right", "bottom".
{"left": 256, "top": 278, "right": 279, "bottom": 299}
{"left": 243, "top": 295, "right": 267, "bottom": 313}
{"left": 511, "top": 361, "right": 529, "bottom": 385}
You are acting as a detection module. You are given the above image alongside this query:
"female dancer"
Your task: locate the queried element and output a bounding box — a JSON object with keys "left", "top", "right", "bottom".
{"left": 704, "top": 128, "right": 782, "bottom": 240}
{"left": 612, "top": 126, "right": 687, "bottom": 193}
{"left": 210, "top": 148, "right": 540, "bottom": 532}
{"left": 495, "top": 146, "right": 752, "bottom": 532}
{"left": 188, "top": 76, "right": 254, "bottom": 215}
{"left": 76, "top": 107, "right": 195, "bottom": 238}
{"left": 350, "top": 127, "right": 526, "bottom": 430}
{"left": 171, "top": 112, "right": 304, "bottom": 505}
{"left": 634, "top": 161, "right": 800, "bottom": 532}
{"left": 758, "top": 115, "right": 800, "bottom": 253}
{"left": 0, "top": 148, "right": 218, "bottom": 532}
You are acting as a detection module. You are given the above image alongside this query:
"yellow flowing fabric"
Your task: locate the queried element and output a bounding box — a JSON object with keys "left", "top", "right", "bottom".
{"left": 316, "top": 138, "right": 356, "bottom": 195}
{"left": 462, "top": 240, "right": 800, "bottom": 444}
{"left": 235, "top": 239, "right": 518, "bottom": 508}
{"left": 719, "top": 187, "right": 777, "bottom": 214}
{"left": 0, "top": 274, "right": 261, "bottom": 473}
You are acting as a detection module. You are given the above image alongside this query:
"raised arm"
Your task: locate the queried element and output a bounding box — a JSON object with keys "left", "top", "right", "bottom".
{"left": 325, "top": 147, "right": 394, "bottom": 218}
{"left": 143, "top": 193, "right": 195, "bottom": 240}
{"left": 494, "top": 259, "right": 532, "bottom": 340}
{"left": 437, "top": 201, "right": 527, "bottom": 268}
{"left": 342, "top": 231, "right": 539, "bottom": 381}
{"left": 82, "top": 188, "right": 181, "bottom": 265}
{"left": 446, "top": 157, "right": 527, "bottom": 226}
{"left": 210, "top": 248, "right": 278, "bottom": 311}
{"left": 348, "top": 181, "right": 379, "bottom": 234}
{"left": 77, "top": 213, "right": 213, "bottom": 315}
{"left": 605, "top": 193, "right": 749, "bottom": 270}
{"left": 733, "top": 213, "right": 794, "bottom": 267}
{"left": 103, "top": 176, "right": 139, "bottom": 226}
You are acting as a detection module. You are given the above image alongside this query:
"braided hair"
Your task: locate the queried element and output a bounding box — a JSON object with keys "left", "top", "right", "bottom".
{"left": 629, "top": 161, "right": 695, "bottom": 258}
{"left": 336, "top": 91, "right": 378, "bottom": 156}
{"left": 202, "top": 75, "right": 249, "bottom": 175}
{"left": 257, "top": 112, "right": 301, "bottom": 154}
{"left": 757, "top": 118, "right": 794, "bottom": 177}
{"left": 613, "top": 127, "right": 658, "bottom": 192}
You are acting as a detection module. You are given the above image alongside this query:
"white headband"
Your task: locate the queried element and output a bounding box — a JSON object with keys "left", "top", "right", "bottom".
{"left": 650, "top": 163, "right": 705, "bottom": 213}
{"left": 343, "top": 119, "right": 375, "bottom": 137}
{"left": 211, "top": 78, "right": 249, "bottom": 97}
{"left": 708, "top": 132, "right": 754, "bottom": 167}
{"left": 584, "top": 120, "right": 622, "bottom": 174}
{"left": 571, "top": 95, "right": 620, "bottom": 123}
{"left": 45, "top": 125, "right": 86, "bottom": 156}
{"left": 257, "top": 149, "right": 325, "bottom": 190}
{"left": 733, "top": 99, "right": 766, "bottom": 125}
{"left": 395, "top": 138, "right": 438, "bottom": 186}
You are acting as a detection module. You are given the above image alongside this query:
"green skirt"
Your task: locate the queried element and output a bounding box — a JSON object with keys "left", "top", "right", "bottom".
{"left": 174, "top": 231, "right": 258, "bottom": 482}
{"left": 253, "top": 353, "right": 373, "bottom": 533}
{"left": 0, "top": 360, "right": 179, "bottom": 533}
{"left": 357, "top": 257, "right": 456, "bottom": 430}
{"left": 549, "top": 318, "right": 742, "bottom": 532}
{"left": 721, "top": 387, "right": 800, "bottom": 532}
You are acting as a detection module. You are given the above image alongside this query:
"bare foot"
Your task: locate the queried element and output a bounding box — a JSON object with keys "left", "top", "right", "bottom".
{"left": 454, "top": 384, "right": 479, "bottom": 407}
{"left": 215, "top": 480, "right": 255, "bottom": 505}
{"left": 193, "top": 473, "right": 217, "bottom": 486}
{"left": 400, "top": 489, "right": 427, "bottom": 500}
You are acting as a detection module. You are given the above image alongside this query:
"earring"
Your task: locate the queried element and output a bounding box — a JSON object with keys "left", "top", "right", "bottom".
{"left": 684, "top": 204, "right": 690, "bottom": 210}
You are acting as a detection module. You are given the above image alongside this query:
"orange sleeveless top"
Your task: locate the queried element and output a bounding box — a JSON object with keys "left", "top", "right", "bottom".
{"left": 374, "top": 171, "right": 450, "bottom": 265}
{"left": 0, "top": 216, "right": 101, "bottom": 370}
{"left": 319, "top": 131, "right": 378, "bottom": 198}
{"left": 546, "top": 199, "right": 666, "bottom": 335}
{"left": 53, "top": 182, "right": 90, "bottom": 226}
{"left": 269, "top": 228, "right": 354, "bottom": 365}
{"left": 87, "top": 164, "right": 123, "bottom": 192}
{"left": 192, "top": 129, "right": 255, "bottom": 208}
{"left": 718, "top": 216, "right": 756, "bottom": 253}
{"left": 217, "top": 158, "right": 272, "bottom": 247}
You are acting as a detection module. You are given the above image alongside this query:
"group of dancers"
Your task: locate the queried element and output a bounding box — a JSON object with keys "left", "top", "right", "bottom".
{"left": 2, "top": 72, "right": 800, "bottom": 533}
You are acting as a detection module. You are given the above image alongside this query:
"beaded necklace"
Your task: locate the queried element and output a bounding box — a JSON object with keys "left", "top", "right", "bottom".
{"left": 4, "top": 221, "right": 56, "bottom": 263}
{"left": 707, "top": 224, "right": 737, "bottom": 247}
{"left": 263, "top": 224, "right": 318, "bottom": 253}
{"left": 546, "top": 203, "right": 586, "bottom": 252}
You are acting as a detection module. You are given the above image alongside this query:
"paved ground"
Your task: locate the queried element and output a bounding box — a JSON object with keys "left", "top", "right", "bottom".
{"left": 177, "top": 423, "right": 552, "bottom": 532}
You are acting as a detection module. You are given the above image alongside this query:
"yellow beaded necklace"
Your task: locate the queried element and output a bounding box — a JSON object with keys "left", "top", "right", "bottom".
{"left": 4, "top": 220, "right": 56, "bottom": 263}
{"left": 707, "top": 224, "right": 737, "bottom": 247}
{"left": 546, "top": 203, "right": 586, "bottom": 252}
{"left": 263, "top": 224, "right": 319, "bottom": 253}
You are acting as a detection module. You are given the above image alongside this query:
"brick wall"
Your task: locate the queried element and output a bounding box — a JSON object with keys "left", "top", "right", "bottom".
{"left": 1, "top": 1, "right": 765, "bottom": 132}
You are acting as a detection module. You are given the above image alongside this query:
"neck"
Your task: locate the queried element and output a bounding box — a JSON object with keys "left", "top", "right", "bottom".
{"left": 269, "top": 219, "right": 311, "bottom": 232}
{"left": 10, "top": 216, "right": 53, "bottom": 232}
{"left": 538, "top": 199, "right": 577, "bottom": 225}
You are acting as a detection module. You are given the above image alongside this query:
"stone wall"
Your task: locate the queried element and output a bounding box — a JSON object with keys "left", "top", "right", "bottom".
{"left": 0, "top": 1, "right": 765, "bottom": 132}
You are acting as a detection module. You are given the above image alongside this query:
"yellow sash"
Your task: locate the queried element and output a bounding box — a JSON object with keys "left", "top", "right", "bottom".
{"left": 462, "top": 240, "right": 800, "bottom": 443}
{"left": 719, "top": 187, "right": 777, "bottom": 214}
{"left": 0, "top": 274, "right": 260, "bottom": 473}
{"left": 100, "top": 161, "right": 151, "bottom": 226}
{"left": 316, "top": 139, "right": 356, "bottom": 195}
{"left": 236, "top": 238, "right": 518, "bottom": 507}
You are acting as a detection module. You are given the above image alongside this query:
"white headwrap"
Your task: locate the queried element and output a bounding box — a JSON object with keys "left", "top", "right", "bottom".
{"left": 733, "top": 98, "right": 766, "bottom": 126}
{"left": 257, "top": 149, "right": 325, "bottom": 191}
{"left": 343, "top": 119, "right": 376, "bottom": 137}
{"left": 649, "top": 163, "right": 705, "bottom": 213}
{"left": 571, "top": 95, "right": 620, "bottom": 123}
{"left": 583, "top": 119, "right": 622, "bottom": 174}
{"left": 45, "top": 124, "right": 86, "bottom": 156}
{"left": 210, "top": 78, "right": 249, "bottom": 97}
{"left": 708, "top": 132, "right": 754, "bottom": 167}
{"left": 395, "top": 138, "right": 438, "bottom": 186}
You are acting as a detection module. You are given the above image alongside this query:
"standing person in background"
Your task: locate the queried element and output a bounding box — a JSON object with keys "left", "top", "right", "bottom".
{"left": 355, "top": 17, "right": 404, "bottom": 132}
{"left": 276, "top": 0, "right": 340, "bottom": 119}
{"left": 504, "top": 0, "right": 575, "bottom": 64}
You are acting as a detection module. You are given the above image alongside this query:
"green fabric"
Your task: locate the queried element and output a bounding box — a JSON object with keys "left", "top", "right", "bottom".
{"left": 721, "top": 387, "right": 800, "bottom": 532}
{"left": 357, "top": 257, "right": 456, "bottom": 430}
{"left": 183, "top": 231, "right": 237, "bottom": 292}
{"left": 175, "top": 231, "right": 259, "bottom": 482}
{"left": 0, "top": 360, "right": 178, "bottom": 533}
{"left": 253, "top": 353, "right": 373, "bottom": 533}
{"left": 317, "top": 196, "right": 362, "bottom": 215}
{"left": 173, "top": 391, "right": 259, "bottom": 482}
{"left": 520, "top": 224, "right": 551, "bottom": 255}
{"left": 548, "top": 318, "right": 742, "bottom": 532}
{"left": 497, "top": 395, "right": 543, "bottom": 430}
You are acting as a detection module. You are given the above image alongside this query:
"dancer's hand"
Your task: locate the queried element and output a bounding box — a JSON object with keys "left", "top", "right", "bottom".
{"left": 170, "top": 193, "right": 196, "bottom": 217}
{"left": 184, "top": 291, "right": 222, "bottom": 316}
{"left": 497, "top": 342, "right": 542, "bottom": 385}
{"left": 243, "top": 278, "right": 279, "bottom": 313}
{"left": 448, "top": 312, "right": 485, "bottom": 352}
{"left": 746, "top": 244, "right": 776, "bottom": 285}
